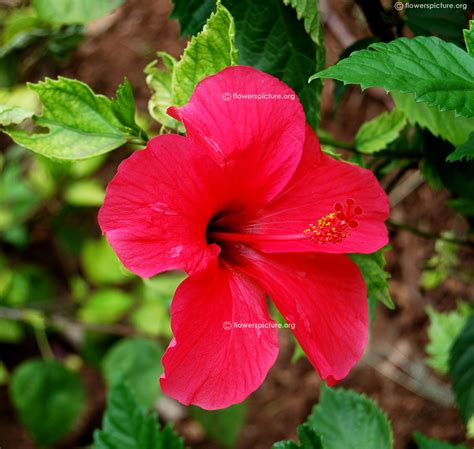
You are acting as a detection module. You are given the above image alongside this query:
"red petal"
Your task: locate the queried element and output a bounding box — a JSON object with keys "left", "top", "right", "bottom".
{"left": 99, "top": 134, "right": 225, "bottom": 277}
{"left": 231, "top": 246, "right": 368, "bottom": 384}
{"left": 169, "top": 66, "right": 306, "bottom": 205}
{"left": 248, "top": 125, "right": 390, "bottom": 254}
{"left": 160, "top": 261, "right": 279, "bottom": 409}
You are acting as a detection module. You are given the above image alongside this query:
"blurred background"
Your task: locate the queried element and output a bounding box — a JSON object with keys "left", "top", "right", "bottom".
{"left": 0, "top": 0, "right": 473, "bottom": 448}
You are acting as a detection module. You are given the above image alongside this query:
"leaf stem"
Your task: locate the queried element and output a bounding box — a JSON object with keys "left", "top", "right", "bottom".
{"left": 33, "top": 324, "right": 54, "bottom": 360}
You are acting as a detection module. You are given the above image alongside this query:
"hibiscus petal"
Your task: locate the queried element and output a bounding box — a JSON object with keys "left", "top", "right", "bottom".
{"left": 231, "top": 246, "right": 368, "bottom": 384}
{"left": 160, "top": 261, "right": 279, "bottom": 410}
{"left": 169, "top": 66, "right": 306, "bottom": 204}
{"left": 247, "top": 125, "right": 390, "bottom": 254}
{"left": 98, "top": 134, "right": 226, "bottom": 277}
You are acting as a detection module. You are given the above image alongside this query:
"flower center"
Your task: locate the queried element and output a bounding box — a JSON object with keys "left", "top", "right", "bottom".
{"left": 207, "top": 199, "right": 363, "bottom": 246}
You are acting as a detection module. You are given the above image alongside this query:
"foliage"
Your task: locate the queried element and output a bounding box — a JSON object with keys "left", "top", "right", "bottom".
{"left": 93, "top": 379, "right": 184, "bottom": 449}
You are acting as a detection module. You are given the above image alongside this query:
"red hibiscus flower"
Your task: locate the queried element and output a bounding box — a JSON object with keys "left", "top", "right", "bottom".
{"left": 98, "top": 66, "right": 389, "bottom": 410}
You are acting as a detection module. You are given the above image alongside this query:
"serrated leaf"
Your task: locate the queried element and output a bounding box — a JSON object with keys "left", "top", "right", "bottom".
{"left": 0, "top": 104, "right": 33, "bottom": 126}
{"left": 449, "top": 315, "right": 474, "bottom": 423}
{"left": 350, "top": 248, "right": 394, "bottom": 310}
{"left": 447, "top": 132, "right": 474, "bottom": 162}
{"left": 10, "top": 359, "right": 85, "bottom": 446}
{"left": 355, "top": 109, "right": 406, "bottom": 153}
{"left": 464, "top": 20, "right": 474, "bottom": 56}
{"left": 78, "top": 288, "right": 133, "bottom": 324}
{"left": 171, "top": 0, "right": 215, "bottom": 36}
{"left": 172, "top": 1, "right": 238, "bottom": 106}
{"left": 393, "top": 92, "right": 474, "bottom": 146}
{"left": 102, "top": 338, "right": 164, "bottom": 409}
{"left": 425, "top": 302, "right": 472, "bottom": 374}
{"left": 273, "top": 423, "right": 325, "bottom": 449}
{"left": 32, "top": 0, "right": 125, "bottom": 25}
{"left": 414, "top": 432, "right": 467, "bottom": 449}
{"left": 311, "top": 36, "right": 474, "bottom": 118}
{"left": 191, "top": 402, "right": 246, "bottom": 448}
{"left": 3, "top": 77, "right": 140, "bottom": 160}
{"left": 93, "top": 379, "right": 184, "bottom": 449}
{"left": 308, "top": 386, "right": 393, "bottom": 449}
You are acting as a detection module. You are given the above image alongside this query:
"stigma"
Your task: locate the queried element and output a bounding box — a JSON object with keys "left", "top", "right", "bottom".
{"left": 304, "top": 199, "right": 363, "bottom": 244}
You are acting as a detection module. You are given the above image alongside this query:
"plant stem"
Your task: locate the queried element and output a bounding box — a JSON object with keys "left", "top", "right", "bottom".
{"left": 33, "top": 324, "right": 54, "bottom": 360}
{"left": 387, "top": 219, "right": 474, "bottom": 248}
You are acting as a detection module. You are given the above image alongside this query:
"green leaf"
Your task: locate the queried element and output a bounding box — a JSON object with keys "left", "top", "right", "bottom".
{"left": 273, "top": 423, "right": 325, "bottom": 449}
{"left": 0, "top": 318, "right": 24, "bottom": 343}
{"left": 170, "top": 0, "right": 215, "bottom": 36}
{"left": 172, "top": 1, "right": 238, "bottom": 106}
{"left": 449, "top": 315, "right": 474, "bottom": 423}
{"left": 414, "top": 432, "right": 467, "bottom": 449}
{"left": 65, "top": 179, "right": 105, "bottom": 206}
{"left": 425, "top": 302, "right": 472, "bottom": 374}
{"left": 191, "top": 402, "right": 247, "bottom": 448}
{"left": 78, "top": 288, "right": 134, "bottom": 324}
{"left": 10, "top": 359, "right": 85, "bottom": 446}
{"left": 464, "top": 20, "right": 474, "bottom": 56}
{"left": 93, "top": 379, "right": 184, "bottom": 449}
{"left": 102, "top": 338, "right": 164, "bottom": 409}
{"left": 0, "top": 104, "right": 33, "bottom": 126}
{"left": 111, "top": 78, "right": 147, "bottom": 141}
{"left": 404, "top": 0, "right": 467, "bottom": 44}
{"left": 355, "top": 109, "right": 406, "bottom": 153}
{"left": 393, "top": 92, "right": 474, "bottom": 146}
{"left": 311, "top": 36, "right": 474, "bottom": 118}
{"left": 3, "top": 77, "right": 140, "bottom": 160}
{"left": 447, "top": 132, "right": 474, "bottom": 162}
{"left": 350, "top": 248, "right": 394, "bottom": 310}
{"left": 32, "top": 0, "right": 125, "bottom": 25}
{"left": 308, "top": 386, "right": 393, "bottom": 449}
{"left": 81, "top": 237, "right": 131, "bottom": 285}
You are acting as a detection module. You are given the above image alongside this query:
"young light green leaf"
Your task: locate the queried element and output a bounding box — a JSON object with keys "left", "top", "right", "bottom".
{"left": 355, "top": 109, "right": 406, "bottom": 153}
{"left": 446, "top": 132, "right": 474, "bottom": 162}
{"left": 78, "top": 288, "right": 134, "bottom": 325}
{"left": 311, "top": 37, "right": 474, "bottom": 118}
{"left": 0, "top": 104, "right": 33, "bottom": 126}
{"left": 81, "top": 237, "right": 131, "bottom": 285}
{"left": 191, "top": 402, "right": 247, "bottom": 448}
{"left": 350, "top": 247, "right": 394, "bottom": 310}
{"left": 273, "top": 423, "right": 325, "bottom": 449}
{"left": 393, "top": 92, "right": 474, "bottom": 146}
{"left": 308, "top": 386, "right": 393, "bottom": 449}
{"left": 93, "top": 379, "right": 184, "bottom": 449}
{"left": 10, "top": 359, "right": 85, "bottom": 446}
{"left": 414, "top": 432, "right": 467, "bottom": 449}
{"left": 172, "top": 1, "right": 238, "bottom": 106}
{"left": 449, "top": 315, "right": 474, "bottom": 424}
{"left": 102, "top": 338, "right": 164, "bottom": 409}
{"left": 425, "top": 302, "right": 472, "bottom": 374}
{"left": 464, "top": 20, "right": 474, "bottom": 57}
{"left": 3, "top": 77, "right": 141, "bottom": 160}
{"left": 32, "top": 0, "right": 125, "bottom": 25}
{"left": 145, "top": 52, "right": 184, "bottom": 130}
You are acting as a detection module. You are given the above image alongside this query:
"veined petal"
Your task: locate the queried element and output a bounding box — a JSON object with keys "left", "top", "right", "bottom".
{"left": 99, "top": 134, "right": 226, "bottom": 277}
{"left": 247, "top": 125, "right": 390, "bottom": 254}
{"left": 160, "top": 261, "right": 279, "bottom": 409}
{"left": 230, "top": 245, "right": 368, "bottom": 384}
{"left": 169, "top": 66, "right": 306, "bottom": 205}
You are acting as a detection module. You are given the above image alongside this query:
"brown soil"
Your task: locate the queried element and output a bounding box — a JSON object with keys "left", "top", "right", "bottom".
{"left": 1, "top": 0, "right": 473, "bottom": 448}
